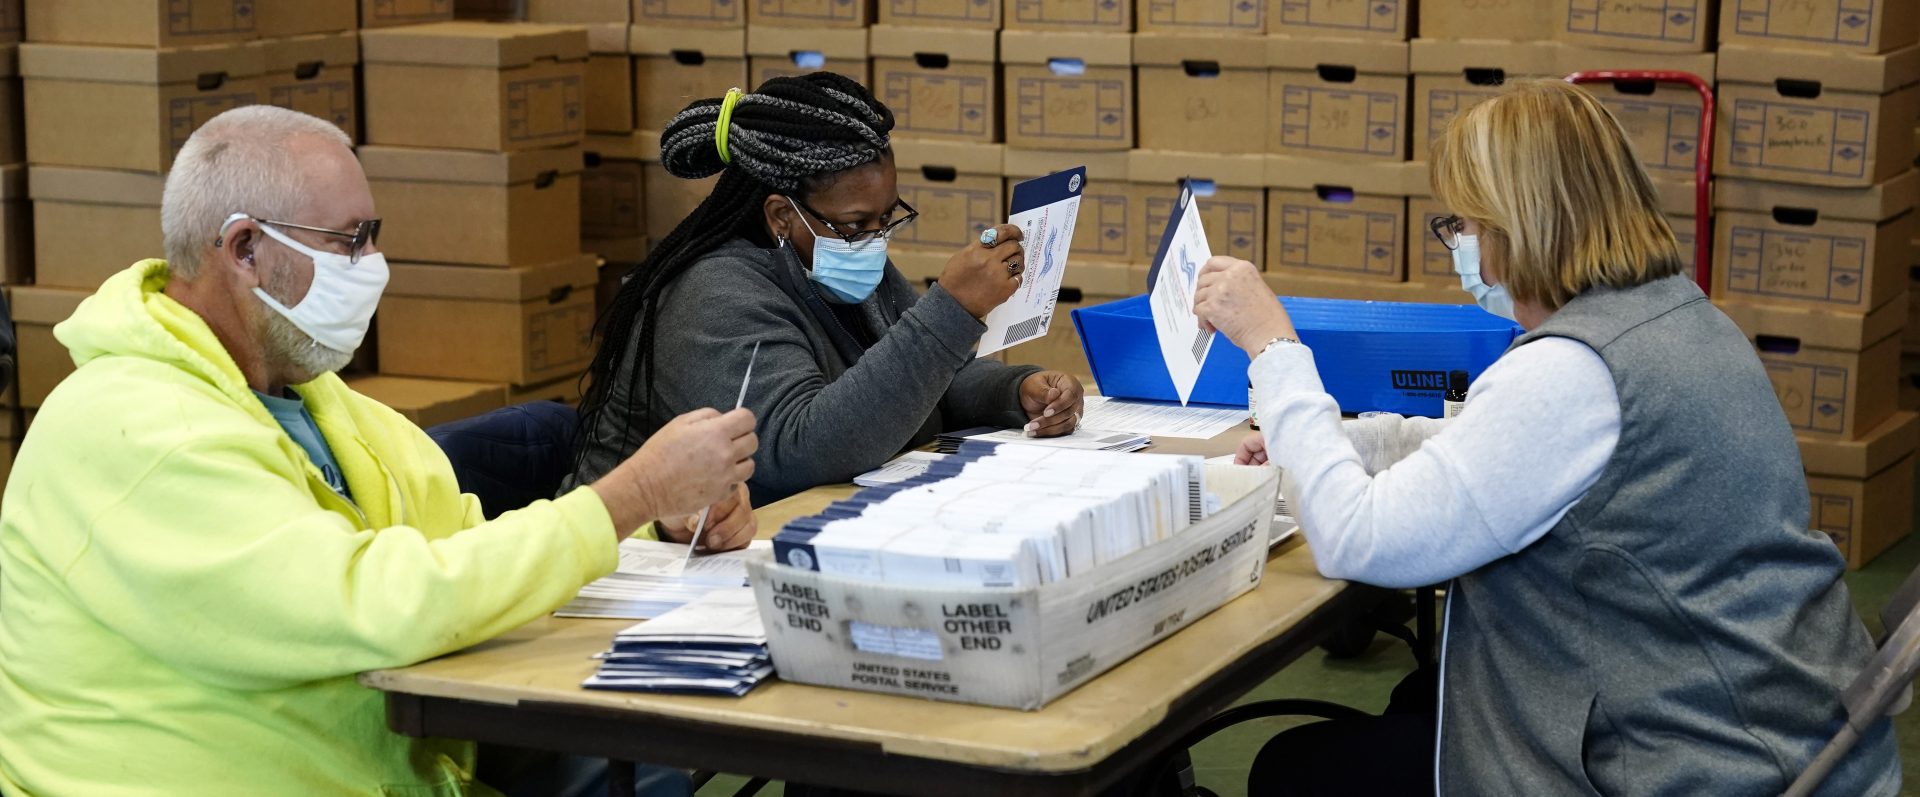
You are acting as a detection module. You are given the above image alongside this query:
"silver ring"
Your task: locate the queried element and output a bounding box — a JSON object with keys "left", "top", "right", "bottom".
{"left": 980, "top": 228, "right": 999, "bottom": 247}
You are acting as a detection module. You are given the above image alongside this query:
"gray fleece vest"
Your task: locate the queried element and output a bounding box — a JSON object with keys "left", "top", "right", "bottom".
{"left": 1437, "top": 275, "right": 1899, "bottom": 795}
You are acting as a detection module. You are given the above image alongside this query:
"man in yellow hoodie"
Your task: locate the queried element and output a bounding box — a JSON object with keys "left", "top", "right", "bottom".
{"left": 0, "top": 106, "right": 761, "bottom": 795}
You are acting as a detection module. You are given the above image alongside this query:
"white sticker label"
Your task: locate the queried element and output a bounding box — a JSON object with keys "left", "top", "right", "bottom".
{"left": 850, "top": 621, "right": 945, "bottom": 661}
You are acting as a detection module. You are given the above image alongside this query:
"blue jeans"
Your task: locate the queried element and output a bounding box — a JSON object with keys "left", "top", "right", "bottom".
{"left": 481, "top": 746, "right": 693, "bottom": 797}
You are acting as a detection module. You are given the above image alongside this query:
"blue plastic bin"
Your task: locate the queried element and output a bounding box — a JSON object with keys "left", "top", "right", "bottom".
{"left": 1070, "top": 295, "right": 1524, "bottom": 417}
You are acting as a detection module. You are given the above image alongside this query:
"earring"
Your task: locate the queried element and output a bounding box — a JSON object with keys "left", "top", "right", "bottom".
{"left": 777, "top": 235, "right": 789, "bottom": 249}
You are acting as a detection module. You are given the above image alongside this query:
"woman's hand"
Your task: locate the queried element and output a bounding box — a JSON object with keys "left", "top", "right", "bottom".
{"left": 1019, "top": 371, "right": 1085, "bottom": 438}
{"left": 1235, "top": 432, "right": 1270, "bottom": 466}
{"left": 939, "top": 223, "right": 1025, "bottom": 319}
{"left": 656, "top": 483, "right": 757, "bottom": 552}
{"left": 1192, "top": 256, "right": 1298, "bottom": 354}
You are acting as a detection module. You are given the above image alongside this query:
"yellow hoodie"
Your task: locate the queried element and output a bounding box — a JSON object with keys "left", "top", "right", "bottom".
{"left": 0, "top": 261, "right": 625, "bottom": 796}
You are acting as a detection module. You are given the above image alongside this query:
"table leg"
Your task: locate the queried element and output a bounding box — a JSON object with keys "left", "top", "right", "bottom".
{"left": 609, "top": 760, "right": 636, "bottom": 797}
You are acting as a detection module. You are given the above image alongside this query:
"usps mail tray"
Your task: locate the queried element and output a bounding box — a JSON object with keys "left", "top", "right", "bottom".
{"left": 1071, "top": 295, "right": 1522, "bottom": 416}
{"left": 747, "top": 464, "right": 1278, "bottom": 710}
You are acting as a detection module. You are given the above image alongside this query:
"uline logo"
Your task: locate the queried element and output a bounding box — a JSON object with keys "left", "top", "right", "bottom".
{"left": 1391, "top": 370, "right": 1447, "bottom": 390}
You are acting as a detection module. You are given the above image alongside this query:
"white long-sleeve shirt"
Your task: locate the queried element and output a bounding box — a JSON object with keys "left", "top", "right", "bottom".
{"left": 1252, "top": 337, "right": 1623, "bottom": 588}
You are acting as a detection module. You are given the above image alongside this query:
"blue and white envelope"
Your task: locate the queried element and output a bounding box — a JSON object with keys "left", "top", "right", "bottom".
{"left": 978, "top": 167, "right": 1085, "bottom": 358}
{"left": 1147, "top": 183, "right": 1214, "bottom": 406}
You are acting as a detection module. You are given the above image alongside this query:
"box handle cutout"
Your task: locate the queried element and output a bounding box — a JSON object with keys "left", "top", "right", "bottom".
{"left": 1775, "top": 78, "right": 1823, "bottom": 99}
{"left": 1463, "top": 68, "right": 1505, "bottom": 86}
{"left": 1771, "top": 206, "right": 1820, "bottom": 226}
{"left": 1911, "top": 265, "right": 1920, "bottom": 282}
{"left": 1314, "top": 185, "right": 1356, "bottom": 203}
{"left": 1756, "top": 335, "right": 1801, "bottom": 355}
{"left": 1048, "top": 58, "right": 1087, "bottom": 77}
{"left": 1611, "top": 80, "right": 1656, "bottom": 96}
{"left": 790, "top": 50, "right": 826, "bottom": 69}
{"left": 1182, "top": 60, "right": 1222, "bottom": 78}
{"left": 196, "top": 72, "right": 229, "bottom": 91}
{"left": 535, "top": 170, "right": 560, "bottom": 190}
{"left": 914, "top": 52, "right": 951, "bottom": 69}
{"left": 1058, "top": 287, "right": 1084, "bottom": 302}
{"left": 548, "top": 285, "right": 574, "bottom": 304}
{"left": 1187, "top": 178, "right": 1218, "bottom": 196}
{"left": 584, "top": 151, "right": 604, "bottom": 168}
{"left": 1315, "top": 64, "right": 1357, "bottom": 83}
{"left": 920, "top": 165, "right": 958, "bottom": 182}
{"left": 295, "top": 61, "right": 325, "bottom": 81}
{"left": 671, "top": 50, "right": 707, "bottom": 66}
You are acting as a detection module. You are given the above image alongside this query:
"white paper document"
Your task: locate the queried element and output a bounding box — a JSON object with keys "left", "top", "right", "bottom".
{"left": 965, "top": 427, "right": 1150, "bottom": 452}
{"left": 615, "top": 539, "right": 770, "bottom": 584}
{"left": 978, "top": 167, "right": 1085, "bottom": 358}
{"left": 1080, "top": 396, "right": 1248, "bottom": 439}
{"left": 853, "top": 451, "right": 949, "bottom": 487}
{"left": 1147, "top": 184, "right": 1216, "bottom": 406}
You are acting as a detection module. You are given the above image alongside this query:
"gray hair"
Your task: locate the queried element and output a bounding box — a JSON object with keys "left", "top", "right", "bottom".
{"left": 161, "top": 105, "right": 353, "bottom": 279}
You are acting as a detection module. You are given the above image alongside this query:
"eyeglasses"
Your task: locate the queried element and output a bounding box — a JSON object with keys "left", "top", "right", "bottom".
{"left": 1430, "top": 215, "right": 1465, "bottom": 251}
{"left": 221, "top": 216, "right": 384, "bottom": 264}
{"left": 788, "top": 195, "right": 918, "bottom": 246}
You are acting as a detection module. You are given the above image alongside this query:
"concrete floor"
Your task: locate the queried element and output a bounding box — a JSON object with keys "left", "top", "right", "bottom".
{"left": 702, "top": 528, "right": 1920, "bottom": 797}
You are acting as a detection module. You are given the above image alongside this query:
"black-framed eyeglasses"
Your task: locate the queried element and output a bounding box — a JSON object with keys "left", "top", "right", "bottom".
{"left": 1430, "top": 215, "right": 1465, "bottom": 251}
{"left": 221, "top": 216, "right": 383, "bottom": 264}
{"left": 788, "top": 195, "right": 918, "bottom": 245}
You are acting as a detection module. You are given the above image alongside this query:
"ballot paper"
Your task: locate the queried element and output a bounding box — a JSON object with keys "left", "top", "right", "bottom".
{"left": 965, "top": 427, "right": 1150, "bottom": 452}
{"left": 854, "top": 451, "right": 949, "bottom": 487}
{"left": 555, "top": 540, "right": 773, "bottom": 620}
{"left": 1147, "top": 183, "right": 1216, "bottom": 406}
{"left": 583, "top": 588, "right": 775, "bottom": 696}
{"left": 977, "top": 167, "right": 1085, "bottom": 358}
{"left": 1080, "top": 396, "right": 1249, "bottom": 439}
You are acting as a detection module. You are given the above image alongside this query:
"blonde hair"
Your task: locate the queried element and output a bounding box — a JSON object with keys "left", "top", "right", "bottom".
{"left": 1430, "top": 79, "right": 1683, "bottom": 310}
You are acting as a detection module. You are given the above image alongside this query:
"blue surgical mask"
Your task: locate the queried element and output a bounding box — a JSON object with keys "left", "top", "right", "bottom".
{"left": 788, "top": 197, "right": 888, "bottom": 304}
{"left": 1452, "top": 233, "right": 1516, "bottom": 321}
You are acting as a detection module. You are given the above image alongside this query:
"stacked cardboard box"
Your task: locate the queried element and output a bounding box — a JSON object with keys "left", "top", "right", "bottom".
{"left": 364, "top": 0, "right": 457, "bottom": 28}
{"left": 360, "top": 22, "right": 599, "bottom": 400}
{"left": 530, "top": 0, "right": 648, "bottom": 268}
{"left": 630, "top": 0, "right": 746, "bottom": 240}
{"left": 1707, "top": 8, "right": 1920, "bottom": 567}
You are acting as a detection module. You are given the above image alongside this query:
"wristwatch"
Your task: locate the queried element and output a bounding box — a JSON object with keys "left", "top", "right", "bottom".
{"left": 1257, "top": 336, "right": 1302, "bottom": 360}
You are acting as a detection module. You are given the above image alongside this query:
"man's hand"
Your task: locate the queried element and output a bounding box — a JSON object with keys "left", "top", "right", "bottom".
{"left": 657, "top": 484, "right": 757, "bottom": 552}
{"left": 591, "top": 408, "right": 757, "bottom": 539}
{"left": 1019, "top": 371, "right": 1085, "bottom": 438}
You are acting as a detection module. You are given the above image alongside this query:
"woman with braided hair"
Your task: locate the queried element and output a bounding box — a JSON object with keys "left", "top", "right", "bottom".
{"left": 570, "top": 74, "right": 1087, "bottom": 511}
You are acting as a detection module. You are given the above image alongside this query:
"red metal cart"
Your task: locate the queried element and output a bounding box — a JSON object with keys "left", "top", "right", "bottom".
{"left": 1566, "top": 70, "right": 1715, "bottom": 295}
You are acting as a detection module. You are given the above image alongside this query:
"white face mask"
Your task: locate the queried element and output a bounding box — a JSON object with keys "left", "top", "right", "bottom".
{"left": 1451, "top": 233, "right": 1516, "bottom": 321}
{"left": 228, "top": 214, "right": 389, "bottom": 355}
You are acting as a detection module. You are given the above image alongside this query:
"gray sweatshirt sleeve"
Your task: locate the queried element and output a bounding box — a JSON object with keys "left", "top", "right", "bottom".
{"left": 652, "top": 265, "right": 1000, "bottom": 501}
{"left": 943, "top": 357, "right": 1040, "bottom": 430}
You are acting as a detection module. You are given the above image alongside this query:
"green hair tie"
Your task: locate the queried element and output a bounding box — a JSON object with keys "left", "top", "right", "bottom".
{"left": 715, "top": 87, "right": 744, "bottom": 165}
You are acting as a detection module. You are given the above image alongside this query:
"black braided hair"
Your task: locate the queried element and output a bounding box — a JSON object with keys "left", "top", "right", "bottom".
{"left": 574, "top": 72, "right": 895, "bottom": 477}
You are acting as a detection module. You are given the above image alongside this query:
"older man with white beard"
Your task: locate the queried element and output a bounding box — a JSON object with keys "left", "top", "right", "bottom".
{"left": 0, "top": 106, "right": 757, "bottom": 796}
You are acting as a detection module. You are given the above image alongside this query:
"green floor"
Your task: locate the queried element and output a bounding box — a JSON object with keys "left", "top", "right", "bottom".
{"left": 702, "top": 529, "right": 1920, "bottom": 797}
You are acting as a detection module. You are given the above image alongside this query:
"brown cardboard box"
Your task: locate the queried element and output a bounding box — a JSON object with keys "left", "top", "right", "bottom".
{"left": 1269, "top": 0, "right": 1406, "bottom": 40}
{"left": 0, "top": 0, "right": 18, "bottom": 44}
{"left": 12, "top": 285, "right": 86, "bottom": 408}
{"left": 1001, "top": 31, "right": 1132, "bottom": 151}
{"left": 361, "top": 0, "right": 456, "bottom": 28}
{"left": 582, "top": 132, "right": 648, "bottom": 261}
{"left": 1136, "top": 0, "right": 1261, "bottom": 35}
{"left": 508, "top": 372, "right": 587, "bottom": 404}
{"left": 1406, "top": 192, "right": 1452, "bottom": 286}
{"left": 586, "top": 52, "right": 636, "bottom": 134}
{"left": 1801, "top": 409, "right": 1920, "bottom": 478}
{"left": 1655, "top": 176, "right": 1705, "bottom": 284}
{"left": 1005, "top": 149, "right": 1136, "bottom": 292}
{"left": 28, "top": 166, "right": 165, "bottom": 289}
{"left": 361, "top": 145, "right": 583, "bottom": 267}
{"left": 998, "top": 285, "right": 1108, "bottom": 378}
{"left": 597, "top": 258, "right": 638, "bottom": 315}
{"left": 455, "top": 0, "right": 523, "bottom": 18}
{"left": 1004, "top": 0, "right": 1129, "bottom": 31}
{"left": 1718, "top": 296, "right": 1904, "bottom": 440}
{"left": 1134, "top": 33, "right": 1266, "bottom": 153}
{"left": 1132, "top": 150, "right": 1266, "bottom": 264}
{"left": 0, "top": 45, "right": 20, "bottom": 164}
{"left": 642, "top": 165, "right": 717, "bottom": 242}
{"left": 0, "top": 164, "right": 25, "bottom": 284}
{"left": 531, "top": 0, "right": 631, "bottom": 22}
{"left": 362, "top": 22, "right": 589, "bottom": 153}
{"left": 26, "top": 0, "right": 256, "bottom": 47}
{"left": 1716, "top": 44, "right": 1920, "bottom": 188}
{"left": 1264, "top": 154, "right": 1410, "bottom": 281}
{"left": 1712, "top": 172, "right": 1918, "bottom": 314}
{"left": 19, "top": 42, "right": 264, "bottom": 174}
{"left": 750, "top": 0, "right": 871, "bottom": 27}
{"left": 748, "top": 25, "right": 870, "bottom": 86}
{"left": 1560, "top": 47, "right": 1711, "bottom": 183}
{"left": 528, "top": 3, "right": 633, "bottom": 134}
{"left": 1263, "top": 268, "right": 1467, "bottom": 302}
{"left": 890, "top": 139, "right": 1003, "bottom": 282}
{"left": 871, "top": 26, "right": 998, "bottom": 144}
{"left": 256, "top": 33, "right": 359, "bottom": 140}
{"left": 634, "top": 0, "right": 743, "bottom": 27}
{"left": 1409, "top": 39, "right": 1559, "bottom": 160}
{"left": 1721, "top": 0, "right": 1918, "bottom": 55}
{"left": 880, "top": 0, "right": 997, "bottom": 28}
{"left": 1416, "top": 0, "right": 1552, "bottom": 41}
{"left": 345, "top": 374, "right": 510, "bottom": 428}
{"left": 1267, "top": 36, "right": 1408, "bottom": 162}
{"left": 631, "top": 26, "right": 746, "bottom": 133}
{"left": 1807, "top": 452, "right": 1915, "bottom": 569}
{"left": 1554, "top": 0, "right": 1711, "bottom": 53}
{"left": 379, "top": 256, "right": 600, "bottom": 385}
{"left": 256, "top": 0, "right": 357, "bottom": 36}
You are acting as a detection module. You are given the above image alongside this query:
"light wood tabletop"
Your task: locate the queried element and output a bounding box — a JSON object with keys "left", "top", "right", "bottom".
{"left": 360, "top": 422, "right": 1371, "bottom": 795}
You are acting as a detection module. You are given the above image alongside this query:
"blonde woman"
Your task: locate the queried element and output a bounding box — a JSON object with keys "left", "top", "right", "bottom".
{"left": 1193, "top": 79, "right": 1899, "bottom": 795}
